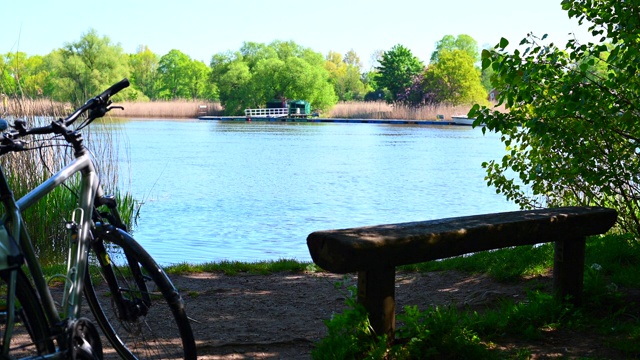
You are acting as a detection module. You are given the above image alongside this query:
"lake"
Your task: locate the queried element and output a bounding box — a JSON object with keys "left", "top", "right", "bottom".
{"left": 110, "top": 119, "right": 518, "bottom": 266}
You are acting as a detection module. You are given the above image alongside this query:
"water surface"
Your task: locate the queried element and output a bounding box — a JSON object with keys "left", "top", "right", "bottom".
{"left": 112, "top": 120, "right": 517, "bottom": 265}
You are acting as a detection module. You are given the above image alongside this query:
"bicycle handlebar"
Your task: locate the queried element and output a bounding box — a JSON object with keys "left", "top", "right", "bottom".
{"left": 96, "top": 78, "right": 130, "bottom": 103}
{"left": 11, "top": 79, "right": 130, "bottom": 137}
{"left": 61, "top": 77, "right": 130, "bottom": 128}
{"left": 0, "top": 79, "right": 129, "bottom": 153}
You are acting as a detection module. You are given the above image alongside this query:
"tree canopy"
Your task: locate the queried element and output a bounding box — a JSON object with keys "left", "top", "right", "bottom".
{"left": 430, "top": 34, "right": 480, "bottom": 63}
{"left": 1, "top": 28, "right": 489, "bottom": 112}
{"left": 424, "top": 48, "right": 488, "bottom": 106}
{"left": 49, "top": 29, "right": 130, "bottom": 104}
{"left": 210, "top": 41, "right": 337, "bottom": 115}
{"left": 375, "top": 44, "right": 424, "bottom": 102}
{"left": 375, "top": 36, "right": 487, "bottom": 107}
{"left": 469, "top": 0, "right": 640, "bottom": 236}
{"left": 325, "top": 50, "right": 369, "bottom": 101}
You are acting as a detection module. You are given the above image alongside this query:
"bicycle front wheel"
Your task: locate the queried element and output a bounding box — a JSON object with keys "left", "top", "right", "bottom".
{"left": 0, "top": 268, "right": 54, "bottom": 357}
{"left": 84, "top": 228, "right": 196, "bottom": 359}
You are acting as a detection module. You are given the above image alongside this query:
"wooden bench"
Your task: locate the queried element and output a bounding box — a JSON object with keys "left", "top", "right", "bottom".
{"left": 306, "top": 206, "right": 617, "bottom": 338}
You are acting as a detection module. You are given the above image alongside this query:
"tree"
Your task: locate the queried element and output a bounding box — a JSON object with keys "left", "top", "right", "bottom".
{"left": 239, "top": 42, "right": 277, "bottom": 70}
{"left": 216, "top": 60, "right": 252, "bottom": 115}
{"left": 325, "top": 51, "right": 347, "bottom": 99}
{"left": 130, "top": 45, "right": 159, "bottom": 100}
{"left": 1, "top": 52, "right": 53, "bottom": 98}
{"left": 430, "top": 34, "right": 480, "bottom": 63}
{"left": 210, "top": 40, "right": 337, "bottom": 115}
{"left": 325, "top": 50, "right": 367, "bottom": 101}
{"left": 469, "top": 0, "right": 640, "bottom": 237}
{"left": 50, "top": 29, "right": 130, "bottom": 104}
{"left": 19, "top": 55, "right": 50, "bottom": 98}
{"left": 375, "top": 44, "right": 424, "bottom": 102}
{"left": 188, "top": 59, "right": 216, "bottom": 100}
{"left": 423, "top": 49, "right": 488, "bottom": 106}
{"left": 157, "top": 49, "right": 193, "bottom": 99}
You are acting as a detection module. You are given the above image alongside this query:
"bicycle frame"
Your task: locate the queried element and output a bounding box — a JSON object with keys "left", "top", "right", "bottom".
{"left": 0, "top": 150, "right": 103, "bottom": 337}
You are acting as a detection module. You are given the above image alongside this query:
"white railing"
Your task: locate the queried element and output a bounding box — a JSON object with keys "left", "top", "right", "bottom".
{"left": 244, "top": 108, "right": 289, "bottom": 118}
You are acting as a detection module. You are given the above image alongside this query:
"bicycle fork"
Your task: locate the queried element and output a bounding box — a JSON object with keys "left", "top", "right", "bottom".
{"left": 92, "top": 192, "right": 152, "bottom": 322}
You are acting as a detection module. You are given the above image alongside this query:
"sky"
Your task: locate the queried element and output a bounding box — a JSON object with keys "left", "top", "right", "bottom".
{"left": 1, "top": 0, "right": 595, "bottom": 69}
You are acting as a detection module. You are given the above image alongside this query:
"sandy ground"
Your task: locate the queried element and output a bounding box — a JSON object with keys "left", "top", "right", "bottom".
{"left": 165, "top": 270, "right": 628, "bottom": 359}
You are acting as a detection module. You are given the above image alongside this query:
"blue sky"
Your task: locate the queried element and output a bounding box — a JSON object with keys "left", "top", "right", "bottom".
{"left": 2, "top": 0, "right": 594, "bottom": 68}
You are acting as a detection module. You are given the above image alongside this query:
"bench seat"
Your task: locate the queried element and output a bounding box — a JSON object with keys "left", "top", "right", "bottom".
{"left": 307, "top": 206, "right": 617, "bottom": 337}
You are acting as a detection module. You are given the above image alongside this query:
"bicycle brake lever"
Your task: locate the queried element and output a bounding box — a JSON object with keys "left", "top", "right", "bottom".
{"left": 107, "top": 106, "right": 124, "bottom": 112}
{"left": 1, "top": 137, "right": 25, "bottom": 151}
{"left": 88, "top": 106, "right": 108, "bottom": 119}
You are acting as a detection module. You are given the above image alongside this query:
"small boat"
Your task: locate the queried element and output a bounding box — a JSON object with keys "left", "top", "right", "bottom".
{"left": 451, "top": 115, "right": 483, "bottom": 126}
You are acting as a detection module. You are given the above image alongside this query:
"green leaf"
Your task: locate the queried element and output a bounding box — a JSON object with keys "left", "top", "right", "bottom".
{"left": 499, "top": 37, "right": 510, "bottom": 49}
{"left": 482, "top": 57, "right": 491, "bottom": 70}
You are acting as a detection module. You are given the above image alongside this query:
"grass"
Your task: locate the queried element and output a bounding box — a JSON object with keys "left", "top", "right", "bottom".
{"left": 165, "top": 258, "right": 318, "bottom": 276}
{"left": 399, "top": 244, "right": 555, "bottom": 282}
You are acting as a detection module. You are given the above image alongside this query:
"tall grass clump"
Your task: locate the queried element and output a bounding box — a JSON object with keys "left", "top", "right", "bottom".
{"left": 1, "top": 98, "right": 137, "bottom": 265}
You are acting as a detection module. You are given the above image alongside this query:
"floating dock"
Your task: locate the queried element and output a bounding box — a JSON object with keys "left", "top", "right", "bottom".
{"left": 198, "top": 116, "right": 456, "bottom": 125}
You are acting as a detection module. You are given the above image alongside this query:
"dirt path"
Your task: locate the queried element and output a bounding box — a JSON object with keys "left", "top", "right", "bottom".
{"left": 167, "top": 270, "right": 626, "bottom": 359}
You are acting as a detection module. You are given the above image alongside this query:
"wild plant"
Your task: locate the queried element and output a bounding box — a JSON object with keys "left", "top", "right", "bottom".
{"left": 1, "top": 105, "right": 137, "bottom": 264}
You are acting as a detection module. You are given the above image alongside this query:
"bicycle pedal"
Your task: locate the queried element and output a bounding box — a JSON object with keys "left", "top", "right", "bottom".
{"left": 69, "top": 318, "right": 103, "bottom": 360}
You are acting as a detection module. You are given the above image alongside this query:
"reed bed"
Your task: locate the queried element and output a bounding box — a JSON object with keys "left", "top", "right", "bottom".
{"left": 2, "top": 97, "right": 73, "bottom": 118}
{"left": 327, "top": 101, "right": 477, "bottom": 120}
{"left": 116, "top": 100, "right": 224, "bottom": 119}
{"left": 3, "top": 98, "right": 224, "bottom": 119}
{"left": 1, "top": 100, "right": 137, "bottom": 264}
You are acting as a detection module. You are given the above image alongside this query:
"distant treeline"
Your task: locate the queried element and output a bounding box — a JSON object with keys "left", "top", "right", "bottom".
{"left": 1, "top": 30, "right": 492, "bottom": 116}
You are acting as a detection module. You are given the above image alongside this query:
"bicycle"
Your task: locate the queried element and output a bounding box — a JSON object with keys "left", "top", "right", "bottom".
{"left": 0, "top": 79, "right": 197, "bottom": 359}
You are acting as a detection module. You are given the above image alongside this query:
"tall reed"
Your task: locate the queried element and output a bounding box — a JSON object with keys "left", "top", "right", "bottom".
{"left": 116, "top": 100, "right": 224, "bottom": 118}
{"left": 1, "top": 99, "right": 136, "bottom": 265}
{"left": 3, "top": 98, "right": 224, "bottom": 119}
{"left": 2, "top": 97, "right": 72, "bottom": 118}
{"left": 327, "top": 101, "right": 486, "bottom": 120}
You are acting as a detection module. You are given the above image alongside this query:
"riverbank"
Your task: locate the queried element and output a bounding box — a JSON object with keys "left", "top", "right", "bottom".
{"left": 164, "top": 234, "right": 640, "bottom": 359}
{"left": 5, "top": 98, "right": 480, "bottom": 121}
{"left": 173, "top": 269, "right": 631, "bottom": 359}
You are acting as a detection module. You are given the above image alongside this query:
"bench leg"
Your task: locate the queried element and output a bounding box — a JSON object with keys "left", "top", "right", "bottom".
{"left": 553, "top": 236, "right": 586, "bottom": 305}
{"left": 357, "top": 267, "right": 396, "bottom": 339}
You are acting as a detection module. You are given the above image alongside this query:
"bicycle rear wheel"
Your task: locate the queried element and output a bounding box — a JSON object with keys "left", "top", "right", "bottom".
{"left": 84, "top": 228, "right": 196, "bottom": 359}
{"left": 0, "top": 268, "right": 54, "bottom": 357}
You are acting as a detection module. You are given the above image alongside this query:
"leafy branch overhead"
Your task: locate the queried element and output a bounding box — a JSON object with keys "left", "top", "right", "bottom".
{"left": 469, "top": 0, "right": 640, "bottom": 236}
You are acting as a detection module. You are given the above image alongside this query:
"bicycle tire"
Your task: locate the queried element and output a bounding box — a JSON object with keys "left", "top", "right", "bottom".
{"left": 84, "top": 228, "right": 196, "bottom": 360}
{"left": 0, "top": 268, "right": 55, "bottom": 357}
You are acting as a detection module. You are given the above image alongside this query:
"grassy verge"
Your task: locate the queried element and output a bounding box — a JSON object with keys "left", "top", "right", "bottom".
{"left": 164, "top": 258, "right": 318, "bottom": 275}
{"left": 33, "top": 233, "right": 639, "bottom": 358}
